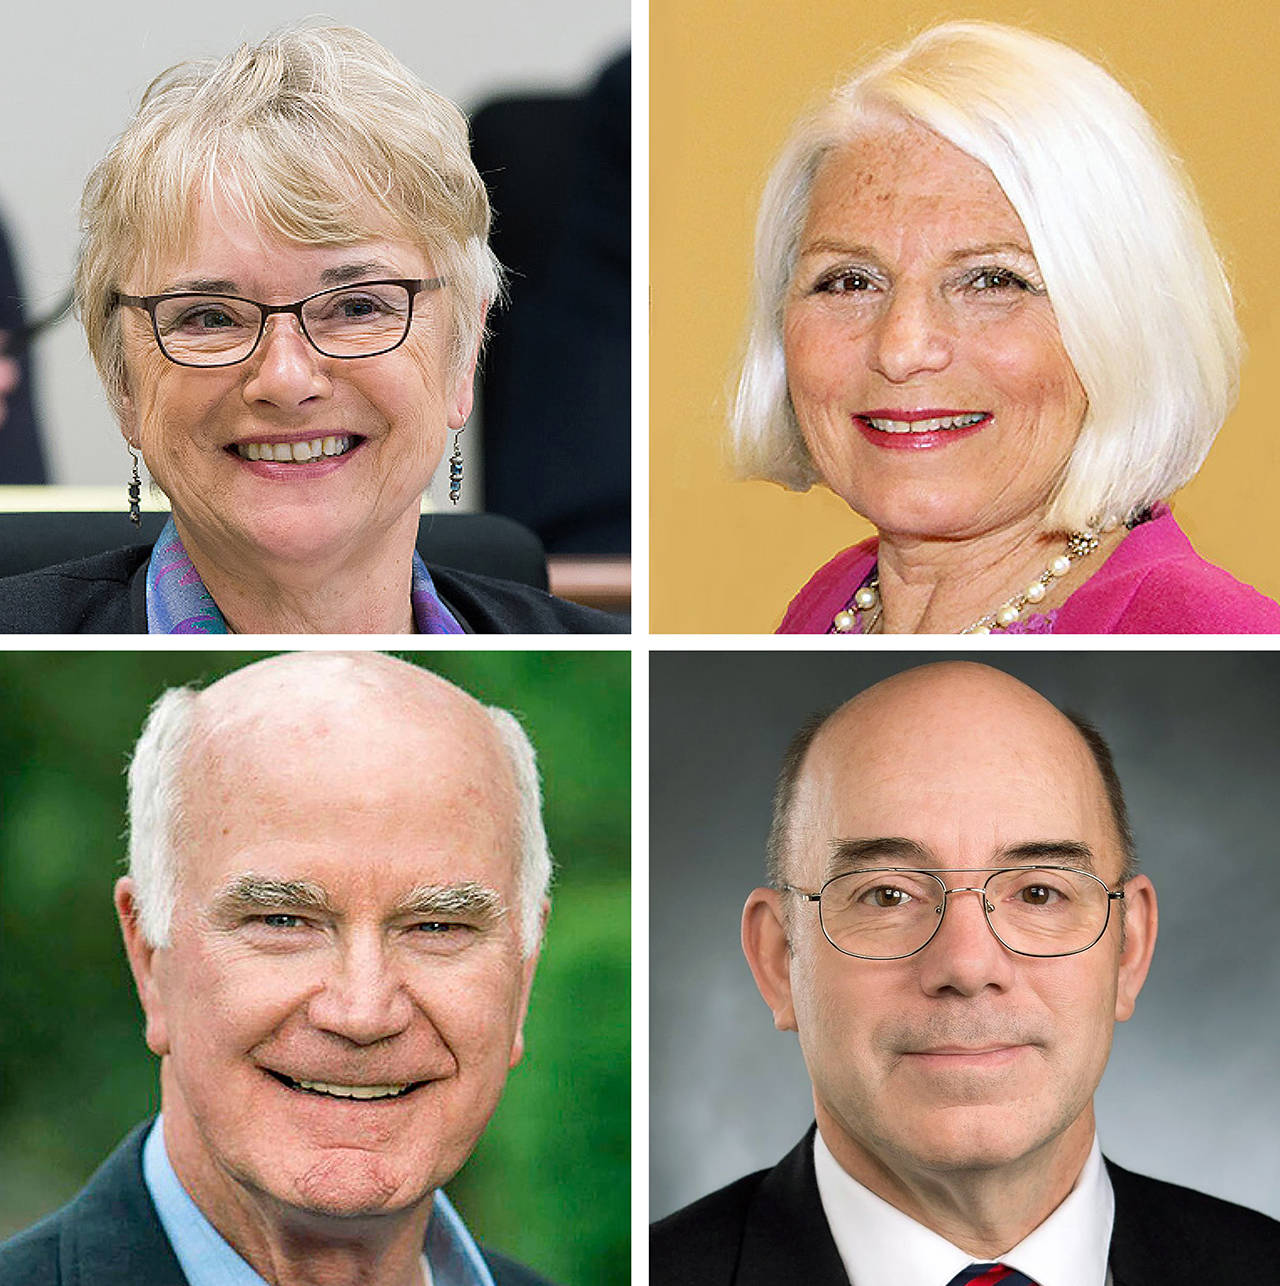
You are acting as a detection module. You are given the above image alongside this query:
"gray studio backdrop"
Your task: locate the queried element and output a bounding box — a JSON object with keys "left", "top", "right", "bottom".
{"left": 0, "top": 0, "right": 627, "bottom": 488}
{"left": 649, "top": 650, "right": 1280, "bottom": 1221}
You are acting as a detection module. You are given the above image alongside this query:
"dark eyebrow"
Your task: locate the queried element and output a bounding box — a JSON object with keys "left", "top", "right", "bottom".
{"left": 209, "top": 875, "right": 336, "bottom": 920}
{"left": 825, "top": 837, "right": 1098, "bottom": 880}
{"left": 392, "top": 881, "right": 507, "bottom": 923}
{"left": 826, "top": 837, "right": 934, "bottom": 879}
{"left": 995, "top": 840, "right": 1098, "bottom": 872}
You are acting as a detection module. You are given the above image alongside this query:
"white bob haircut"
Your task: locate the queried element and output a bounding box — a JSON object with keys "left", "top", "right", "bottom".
{"left": 125, "top": 671, "right": 551, "bottom": 958}
{"left": 732, "top": 21, "right": 1240, "bottom": 531}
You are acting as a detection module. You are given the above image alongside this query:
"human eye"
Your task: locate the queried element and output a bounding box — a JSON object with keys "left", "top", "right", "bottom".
{"left": 812, "top": 267, "right": 879, "bottom": 296}
{"left": 959, "top": 266, "right": 1042, "bottom": 296}
{"left": 1000, "top": 871, "right": 1077, "bottom": 909}
{"left": 321, "top": 285, "right": 404, "bottom": 322}
{"left": 861, "top": 884, "right": 915, "bottom": 909}
{"left": 259, "top": 912, "right": 306, "bottom": 929}
{"left": 161, "top": 298, "right": 252, "bottom": 334}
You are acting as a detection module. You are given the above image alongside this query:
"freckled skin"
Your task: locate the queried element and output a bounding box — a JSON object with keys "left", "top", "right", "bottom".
{"left": 784, "top": 121, "right": 1088, "bottom": 544}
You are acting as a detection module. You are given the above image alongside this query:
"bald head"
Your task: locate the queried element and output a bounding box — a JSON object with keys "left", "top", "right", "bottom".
{"left": 126, "top": 653, "right": 550, "bottom": 952}
{"left": 767, "top": 663, "right": 1134, "bottom": 890}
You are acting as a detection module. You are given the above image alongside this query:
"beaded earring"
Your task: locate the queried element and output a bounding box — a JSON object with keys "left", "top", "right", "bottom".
{"left": 448, "top": 431, "right": 464, "bottom": 506}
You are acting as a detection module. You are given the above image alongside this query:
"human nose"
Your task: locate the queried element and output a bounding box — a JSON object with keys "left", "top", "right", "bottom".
{"left": 868, "top": 284, "right": 953, "bottom": 382}
{"left": 306, "top": 935, "right": 414, "bottom": 1046}
{"left": 914, "top": 885, "right": 1016, "bottom": 997}
{"left": 241, "top": 314, "right": 330, "bottom": 409}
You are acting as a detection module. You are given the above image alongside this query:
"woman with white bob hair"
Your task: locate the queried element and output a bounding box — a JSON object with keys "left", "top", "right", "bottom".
{"left": 736, "top": 21, "right": 1280, "bottom": 633}
{"left": 0, "top": 21, "right": 622, "bottom": 634}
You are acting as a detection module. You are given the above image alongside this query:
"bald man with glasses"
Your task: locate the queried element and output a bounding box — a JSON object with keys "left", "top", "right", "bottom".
{"left": 651, "top": 661, "right": 1280, "bottom": 1286}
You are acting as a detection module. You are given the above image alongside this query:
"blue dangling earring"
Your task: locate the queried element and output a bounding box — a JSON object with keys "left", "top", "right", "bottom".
{"left": 127, "top": 445, "right": 142, "bottom": 526}
{"left": 448, "top": 430, "right": 464, "bottom": 506}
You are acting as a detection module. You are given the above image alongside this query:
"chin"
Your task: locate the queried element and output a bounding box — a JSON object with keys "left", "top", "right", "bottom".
{"left": 284, "top": 1150, "right": 430, "bottom": 1219}
{"left": 892, "top": 1105, "right": 1056, "bottom": 1175}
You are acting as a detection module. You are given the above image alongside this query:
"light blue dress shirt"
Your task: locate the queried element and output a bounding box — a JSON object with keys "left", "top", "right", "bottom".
{"left": 142, "top": 1117, "right": 496, "bottom": 1286}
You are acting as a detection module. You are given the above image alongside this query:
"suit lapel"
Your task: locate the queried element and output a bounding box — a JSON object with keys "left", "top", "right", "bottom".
{"left": 735, "top": 1128, "right": 849, "bottom": 1285}
{"left": 57, "top": 1122, "right": 190, "bottom": 1286}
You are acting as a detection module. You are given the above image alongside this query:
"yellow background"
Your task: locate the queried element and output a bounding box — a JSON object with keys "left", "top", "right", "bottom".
{"left": 650, "top": 1, "right": 1280, "bottom": 632}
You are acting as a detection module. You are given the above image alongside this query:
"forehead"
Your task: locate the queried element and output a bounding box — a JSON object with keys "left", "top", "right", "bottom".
{"left": 792, "top": 689, "right": 1114, "bottom": 878}
{"left": 135, "top": 188, "right": 428, "bottom": 295}
{"left": 803, "top": 120, "right": 1030, "bottom": 252}
{"left": 178, "top": 692, "right": 517, "bottom": 904}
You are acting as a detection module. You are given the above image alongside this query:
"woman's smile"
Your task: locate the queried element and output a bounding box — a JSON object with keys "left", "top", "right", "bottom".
{"left": 784, "top": 119, "right": 1087, "bottom": 545}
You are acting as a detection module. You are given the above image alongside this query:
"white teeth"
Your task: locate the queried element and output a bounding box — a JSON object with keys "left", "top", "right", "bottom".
{"left": 293, "top": 1078, "right": 413, "bottom": 1100}
{"left": 236, "top": 435, "right": 353, "bottom": 462}
{"left": 865, "top": 413, "right": 986, "bottom": 434}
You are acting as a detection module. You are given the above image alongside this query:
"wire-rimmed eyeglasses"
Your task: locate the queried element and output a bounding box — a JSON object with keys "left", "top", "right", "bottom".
{"left": 781, "top": 866, "right": 1125, "bottom": 960}
{"left": 112, "top": 277, "right": 445, "bottom": 368}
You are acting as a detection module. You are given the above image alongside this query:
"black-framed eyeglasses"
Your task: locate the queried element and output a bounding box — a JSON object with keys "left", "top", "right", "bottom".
{"left": 781, "top": 866, "right": 1125, "bottom": 960}
{"left": 112, "top": 277, "right": 446, "bottom": 368}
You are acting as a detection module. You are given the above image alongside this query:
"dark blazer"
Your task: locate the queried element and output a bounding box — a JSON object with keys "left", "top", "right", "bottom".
{"left": 0, "top": 545, "right": 626, "bottom": 634}
{"left": 0, "top": 1122, "right": 555, "bottom": 1286}
{"left": 650, "top": 1128, "right": 1280, "bottom": 1286}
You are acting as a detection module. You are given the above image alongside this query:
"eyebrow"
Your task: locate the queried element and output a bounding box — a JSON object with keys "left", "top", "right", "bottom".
{"left": 210, "top": 875, "right": 336, "bottom": 919}
{"left": 794, "top": 239, "right": 1037, "bottom": 265}
{"left": 160, "top": 262, "right": 401, "bottom": 297}
{"left": 824, "top": 836, "right": 1098, "bottom": 880}
{"left": 392, "top": 881, "right": 507, "bottom": 923}
{"left": 207, "top": 875, "right": 506, "bottom": 925}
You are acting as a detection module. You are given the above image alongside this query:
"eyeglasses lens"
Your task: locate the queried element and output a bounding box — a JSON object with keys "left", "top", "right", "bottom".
{"left": 818, "top": 868, "right": 1110, "bottom": 958}
{"left": 152, "top": 283, "right": 413, "bottom": 365}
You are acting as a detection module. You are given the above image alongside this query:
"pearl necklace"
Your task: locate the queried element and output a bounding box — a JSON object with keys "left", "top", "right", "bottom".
{"left": 832, "top": 530, "right": 1101, "bottom": 635}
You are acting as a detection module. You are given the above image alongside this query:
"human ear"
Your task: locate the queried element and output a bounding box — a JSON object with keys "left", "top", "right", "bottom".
{"left": 741, "top": 888, "right": 797, "bottom": 1031}
{"left": 508, "top": 897, "right": 549, "bottom": 1069}
{"left": 114, "top": 877, "right": 171, "bottom": 1057}
{"left": 1114, "top": 874, "right": 1157, "bottom": 1023}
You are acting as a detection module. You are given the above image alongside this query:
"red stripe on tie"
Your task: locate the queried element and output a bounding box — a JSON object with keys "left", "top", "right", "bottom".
{"left": 966, "top": 1269, "right": 1014, "bottom": 1286}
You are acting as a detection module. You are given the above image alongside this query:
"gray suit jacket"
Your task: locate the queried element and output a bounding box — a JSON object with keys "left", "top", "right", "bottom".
{"left": 0, "top": 1122, "right": 553, "bottom": 1286}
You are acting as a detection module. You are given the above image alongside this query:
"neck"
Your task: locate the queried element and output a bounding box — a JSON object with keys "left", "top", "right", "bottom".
{"left": 173, "top": 513, "right": 419, "bottom": 634}
{"left": 815, "top": 1102, "right": 1096, "bottom": 1258}
{"left": 873, "top": 518, "right": 1121, "bottom": 634}
{"left": 161, "top": 1106, "right": 430, "bottom": 1286}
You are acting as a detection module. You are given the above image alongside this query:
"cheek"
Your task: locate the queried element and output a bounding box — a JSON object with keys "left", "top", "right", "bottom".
{"left": 980, "top": 323, "right": 1086, "bottom": 438}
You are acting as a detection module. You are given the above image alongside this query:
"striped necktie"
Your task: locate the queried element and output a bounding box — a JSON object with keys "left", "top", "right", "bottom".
{"left": 946, "top": 1266, "right": 1038, "bottom": 1286}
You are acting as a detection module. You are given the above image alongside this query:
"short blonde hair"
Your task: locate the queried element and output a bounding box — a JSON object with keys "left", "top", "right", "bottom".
{"left": 77, "top": 20, "right": 503, "bottom": 419}
{"left": 732, "top": 21, "right": 1240, "bottom": 530}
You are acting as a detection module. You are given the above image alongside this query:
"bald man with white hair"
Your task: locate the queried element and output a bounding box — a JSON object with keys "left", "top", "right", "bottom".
{"left": 652, "top": 662, "right": 1280, "bottom": 1286}
{"left": 0, "top": 652, "right": 555, "bottom": 1286}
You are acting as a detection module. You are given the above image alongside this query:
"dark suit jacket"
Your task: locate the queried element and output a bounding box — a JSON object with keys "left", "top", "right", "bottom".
{"left": 0, "top": 544, "right": 626, "bottom": 634}
{"left": 650, "top": 1128, "right": 1280, "bottom": 1286}
{"left": 0, "top": 1122, "right": 556, "bottom": 1286}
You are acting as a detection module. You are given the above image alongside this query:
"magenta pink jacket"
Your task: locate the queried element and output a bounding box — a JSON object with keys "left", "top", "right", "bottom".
{"left": 777, "top": 508, "right": 1280, "bottom": 634}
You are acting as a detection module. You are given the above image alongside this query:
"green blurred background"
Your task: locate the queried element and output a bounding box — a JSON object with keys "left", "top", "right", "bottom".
{"left": 0, "top": 650, "right": 629, "bottom": 1286}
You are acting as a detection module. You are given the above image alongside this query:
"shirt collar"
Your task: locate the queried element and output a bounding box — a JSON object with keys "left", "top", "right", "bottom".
{"left": 141, "top": 1116, "right": 494, "bottom": 1286}
{"left": 144, "top": 516, "right": 463, "bottom": 634}
{"left": 813, "top": 1127, "right": 1114, "bottom": 1286}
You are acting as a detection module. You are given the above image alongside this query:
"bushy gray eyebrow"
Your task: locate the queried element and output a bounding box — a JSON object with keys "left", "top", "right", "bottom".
{"left": 208, "top": 875, "right": 506, "bottom": 923}
{"left": 392, "top": 882, "right": 507, "bottom": 922}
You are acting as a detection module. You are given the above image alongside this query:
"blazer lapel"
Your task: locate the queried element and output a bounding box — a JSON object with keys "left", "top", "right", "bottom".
{"left": 57, "top": 1122, "right": 190, "bottom": 1286}
{"left": 735, "top": 1128, "right": 850, "bottom": 1285}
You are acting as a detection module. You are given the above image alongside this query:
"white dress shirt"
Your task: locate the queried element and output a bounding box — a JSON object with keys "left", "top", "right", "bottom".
{"left": 813, "top": 1128, "right": 1114, "bottom": 1286}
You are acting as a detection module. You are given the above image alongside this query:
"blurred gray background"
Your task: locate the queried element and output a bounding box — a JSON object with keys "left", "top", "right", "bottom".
{"left": 650, "top": 650, "right": 1280, "bottom": 1221}
{"left": 0, "top": 0, "right": 627, "bottom": 490}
